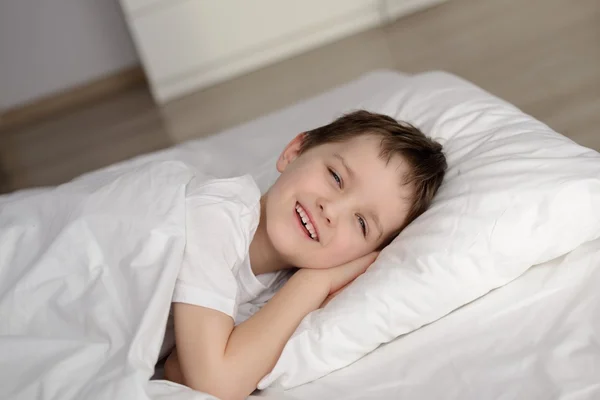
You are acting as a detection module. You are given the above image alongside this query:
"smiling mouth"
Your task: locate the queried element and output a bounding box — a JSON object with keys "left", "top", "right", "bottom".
{"left": 295, "top": 202, "right": 319, "bottom": 241}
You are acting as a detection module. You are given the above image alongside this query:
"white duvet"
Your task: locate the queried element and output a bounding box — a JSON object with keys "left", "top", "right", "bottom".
{"left": 0, "top": 69, "right": 401, "bottom": 400}
{"left": 0, "top": 161, "right": 218, "bottom": 400}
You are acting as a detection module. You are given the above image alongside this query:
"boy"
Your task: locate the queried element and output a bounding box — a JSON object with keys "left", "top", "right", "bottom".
{"left": 163, "top": 110, "right": 447, "bottom": 400}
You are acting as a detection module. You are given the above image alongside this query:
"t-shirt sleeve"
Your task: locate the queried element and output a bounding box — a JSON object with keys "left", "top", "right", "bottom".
{"left": 172, "top": 176, "right": 259, "bottom": 319}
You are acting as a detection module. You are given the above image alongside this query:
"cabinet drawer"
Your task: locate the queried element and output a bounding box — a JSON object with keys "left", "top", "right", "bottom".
{"left": 128, "top": 0, "right": 375, "bottom": 83}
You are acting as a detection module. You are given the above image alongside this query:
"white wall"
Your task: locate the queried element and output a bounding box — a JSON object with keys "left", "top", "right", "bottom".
{"left": 0, "top": 0, "right": 139, "bottom": 111}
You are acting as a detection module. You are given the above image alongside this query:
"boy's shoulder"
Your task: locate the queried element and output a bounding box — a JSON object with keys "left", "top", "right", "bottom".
{"left": 183, "top": 174, "right": 261, "bottom": 274}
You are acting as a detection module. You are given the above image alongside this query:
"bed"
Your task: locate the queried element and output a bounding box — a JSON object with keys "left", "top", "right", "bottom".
{"left": 260, "top": 236, "right": 600, "bottom": 400}
{"left": 1, "top": 70, "right": 598, "bottom": 400}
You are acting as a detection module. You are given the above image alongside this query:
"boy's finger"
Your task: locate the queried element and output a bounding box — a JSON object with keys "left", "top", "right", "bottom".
{"left": 345, "top": 251, "right": 379, "bottom": 272}
{"left": 330, "top": 251, "right": 380, "bottom": 292}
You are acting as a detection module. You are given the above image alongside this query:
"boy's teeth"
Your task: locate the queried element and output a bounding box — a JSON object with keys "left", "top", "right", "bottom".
{"left": 296, "top": 204, "right": 318, "bottom": 241}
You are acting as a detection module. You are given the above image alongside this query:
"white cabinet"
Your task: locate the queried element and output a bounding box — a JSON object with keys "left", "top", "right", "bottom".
{"left": 120, "top": 0, "right": 446, "bottom": 103}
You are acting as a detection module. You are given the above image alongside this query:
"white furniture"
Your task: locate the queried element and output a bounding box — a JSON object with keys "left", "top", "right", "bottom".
{"left": 118, "top": 0, "right": 446, "bottom": 103}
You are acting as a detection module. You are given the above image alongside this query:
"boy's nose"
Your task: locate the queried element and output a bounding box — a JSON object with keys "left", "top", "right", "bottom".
{"left": 318, "top": 201, "right": 334, "bottom": 226}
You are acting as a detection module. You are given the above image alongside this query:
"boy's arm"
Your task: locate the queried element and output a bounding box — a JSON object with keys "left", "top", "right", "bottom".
{"left": 172, "top": 252, "right": 378, "bottom": 400}
{"left": 172, "top": 270, "right": 328, "bottom": 400}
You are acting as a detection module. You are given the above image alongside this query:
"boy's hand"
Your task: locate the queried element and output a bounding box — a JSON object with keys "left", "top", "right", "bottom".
{"left": 325, "top": 251, "right": 379, "bottom": 294}
{"left": 300, "top": 251, "right": 379, "bottom": 300}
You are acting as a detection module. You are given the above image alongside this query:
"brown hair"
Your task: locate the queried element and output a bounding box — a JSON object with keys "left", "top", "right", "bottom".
{"left": 299, "top": 110, "right": 447, "bottom": 242}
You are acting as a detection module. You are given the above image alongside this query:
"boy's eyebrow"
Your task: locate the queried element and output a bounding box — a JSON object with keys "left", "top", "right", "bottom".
{"left": 333, "top": 153, "right": 383, "bottom": 240}
{"left": 334, "top": 153, "right": 354, "bottom": 179}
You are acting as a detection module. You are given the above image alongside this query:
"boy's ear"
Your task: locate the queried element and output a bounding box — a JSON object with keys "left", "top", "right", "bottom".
{"left": 276, "top": 133, "right": 306, "bottom": 173}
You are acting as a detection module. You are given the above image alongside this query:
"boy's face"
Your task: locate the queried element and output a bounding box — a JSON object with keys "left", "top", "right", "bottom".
{"left": 264, "top": 133, "right": 412, "bottom": 270}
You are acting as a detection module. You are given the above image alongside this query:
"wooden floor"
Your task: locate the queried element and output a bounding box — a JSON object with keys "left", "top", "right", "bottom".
{"left": 1, "top": 0, "right": 599, "bottom": 193}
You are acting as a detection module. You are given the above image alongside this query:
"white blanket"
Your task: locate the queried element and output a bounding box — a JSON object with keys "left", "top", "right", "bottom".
{"left": 0, "top": 161, "right": 218, "bottom": 400}
{"left": 0, "top": 70, "right": 410, "bottom": 400}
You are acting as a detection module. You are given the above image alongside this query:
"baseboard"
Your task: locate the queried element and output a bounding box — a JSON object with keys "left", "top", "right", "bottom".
{"left": 0, "top": 66, "right": 147, "bottom": 131}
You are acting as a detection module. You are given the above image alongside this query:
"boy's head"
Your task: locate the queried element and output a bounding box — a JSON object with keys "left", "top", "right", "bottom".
{"left": 263, "top": 110, "right": 447, "bottom": 270}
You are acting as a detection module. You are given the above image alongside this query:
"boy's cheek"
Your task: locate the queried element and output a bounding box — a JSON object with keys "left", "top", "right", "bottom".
{"left": 325, "top": 244, "right": 366, "bottom": 268}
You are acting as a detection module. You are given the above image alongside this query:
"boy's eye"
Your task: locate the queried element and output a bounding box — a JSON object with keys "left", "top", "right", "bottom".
{"left": 329, "top": 168, "right": 342, "bottom": 188}
{"left": 357, "top": 215, "right": 367, "bottom": 237}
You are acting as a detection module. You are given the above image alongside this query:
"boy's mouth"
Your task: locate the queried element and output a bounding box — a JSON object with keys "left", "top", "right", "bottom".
{"left": 295, "top": 202, "right": 319, "bottom": 242}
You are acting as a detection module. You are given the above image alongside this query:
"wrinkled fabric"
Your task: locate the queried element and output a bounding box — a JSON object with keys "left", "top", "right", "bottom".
{"left": 0, "top": 70, "right": 411, "bottom": 400}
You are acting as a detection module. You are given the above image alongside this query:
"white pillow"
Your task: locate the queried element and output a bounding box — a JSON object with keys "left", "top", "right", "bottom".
{"left": 258, "top": 72, "right": 600, "bottom": 389}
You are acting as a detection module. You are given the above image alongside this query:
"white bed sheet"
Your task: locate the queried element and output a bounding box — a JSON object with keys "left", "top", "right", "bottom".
{"left": 258, "top": 235, "right": 600, "bottom": 400}
{"left": 2, "top": 69, "right": 598, "bottom": 400}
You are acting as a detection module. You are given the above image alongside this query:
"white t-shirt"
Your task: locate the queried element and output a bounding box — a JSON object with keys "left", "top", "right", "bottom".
{"left": 159, "top": 175, "right": 290, "bottom": 359}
